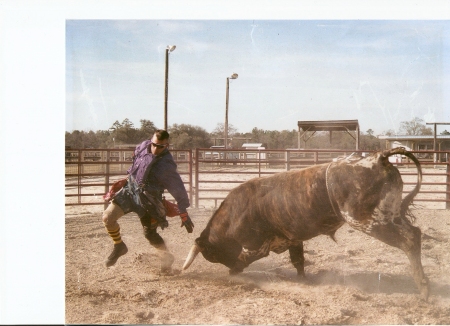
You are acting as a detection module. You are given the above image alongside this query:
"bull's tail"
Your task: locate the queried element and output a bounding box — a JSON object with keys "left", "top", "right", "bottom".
{"left": 381, "top": 148, "right": 422, "bottom": 218}
{"left": 182, "top": 243, "right": 203, "bottom": 270}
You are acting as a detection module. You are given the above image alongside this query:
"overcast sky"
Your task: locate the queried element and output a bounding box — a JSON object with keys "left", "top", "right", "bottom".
{"left": 2, "top": 2, "right": 450, "bottom": 324}
{"left": 66, "top": 19, "right": 450, "bottom": 135}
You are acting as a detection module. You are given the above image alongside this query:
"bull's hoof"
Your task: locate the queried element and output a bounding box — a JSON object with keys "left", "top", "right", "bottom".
{"left": 160, "top": 268, "right": 174, "bottom": 276}
{"left": 229, "top": 268, "right": 243, "bottom": 275}
{"left": 419, "top": 279, "right": 429, "bottom": 302}
{"left": 295, "top": 272, "right": 308, "bottom": 283}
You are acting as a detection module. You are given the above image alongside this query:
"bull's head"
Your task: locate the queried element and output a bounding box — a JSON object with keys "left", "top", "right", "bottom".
{"left": 183, "top": 238, "right": 242, "bottom": 271}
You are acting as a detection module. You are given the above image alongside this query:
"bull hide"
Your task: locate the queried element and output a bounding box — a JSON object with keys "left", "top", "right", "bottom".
{"left": 183, "top": 148, "right": 429, "bottom": 300}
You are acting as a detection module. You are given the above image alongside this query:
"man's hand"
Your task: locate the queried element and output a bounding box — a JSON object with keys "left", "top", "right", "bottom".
{"left": 180, "top": 212, "right": 194, "bottom": 233}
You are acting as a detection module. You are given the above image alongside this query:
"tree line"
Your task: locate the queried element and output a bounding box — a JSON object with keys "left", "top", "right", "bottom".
{"left": 65, "top": 117, "right": 444, "bottom": 151}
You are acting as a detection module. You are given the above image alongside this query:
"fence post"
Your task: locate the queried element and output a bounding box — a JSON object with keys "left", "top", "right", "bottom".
{"left": 188, "top": 149, "right": 193, "bottom": 207}
{"left": 77, "top": 149, "right": 81, "bottom": 204}
{"left": 195, "top": 148, "right": 199, "bottom": 209}
{"left": 285, "top": 150, "right": 290, "bottom": 171}
{"left": 447, "top": 156, "right": 450, "bottom": 209}
{"left": 104, "top": 150, "right": 110, "bottom": 210}
{"left": 258, "top": 151, "right": 261, "bottom": 177}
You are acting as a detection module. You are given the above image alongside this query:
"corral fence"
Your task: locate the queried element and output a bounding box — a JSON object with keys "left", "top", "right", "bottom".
{"left": 65, "top": 149, "right": 192, "bottom": 209}
{"left": 194, "top": 148, "right": 450, "bottom": 209}
{"left": 65, "top": 148, "right": 450, "bottom": 210}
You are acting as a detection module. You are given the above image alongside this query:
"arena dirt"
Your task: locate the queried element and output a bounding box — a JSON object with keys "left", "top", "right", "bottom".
{"left": 65, "top": 206, "right": 450, "bottom": 324}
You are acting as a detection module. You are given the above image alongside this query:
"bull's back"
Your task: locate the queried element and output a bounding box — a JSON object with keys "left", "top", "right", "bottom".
{"left": 211, "top": 164, "right": 341, "bottom": 241}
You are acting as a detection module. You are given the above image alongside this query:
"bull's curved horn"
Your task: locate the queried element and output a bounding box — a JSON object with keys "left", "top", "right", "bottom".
{"left": 182, "top": 244, "right": 202, "bottom": 270}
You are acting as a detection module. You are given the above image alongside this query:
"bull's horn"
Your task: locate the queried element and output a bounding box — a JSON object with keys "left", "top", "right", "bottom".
{"left": 182, "top": 244, "right": 202, "bottom": 270}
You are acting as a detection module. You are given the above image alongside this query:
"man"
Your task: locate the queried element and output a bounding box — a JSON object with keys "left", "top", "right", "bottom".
{"left": 102, "top": 129, "right": 194, "bottom": 273}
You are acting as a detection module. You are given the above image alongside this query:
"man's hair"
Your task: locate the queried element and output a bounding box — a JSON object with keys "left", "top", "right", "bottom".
{"left": 153, "top": 129, "right": 170, "bottom": 141}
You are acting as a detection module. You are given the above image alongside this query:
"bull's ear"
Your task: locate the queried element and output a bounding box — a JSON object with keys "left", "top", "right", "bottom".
{"left": 378, "top": 150, "right": 393, "bottom": 167}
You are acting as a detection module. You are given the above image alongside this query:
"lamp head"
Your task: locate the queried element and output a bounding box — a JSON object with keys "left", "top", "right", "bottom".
{"left": 167, "top": 45, "right": 176, "bottom": 52}
{"left": 230, "top": 73, "right": 238, "bottom": 79}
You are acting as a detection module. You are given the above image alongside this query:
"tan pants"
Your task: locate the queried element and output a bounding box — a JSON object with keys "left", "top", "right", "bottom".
{"left": 102, "top": 202, "right": 125, "bottom": 231}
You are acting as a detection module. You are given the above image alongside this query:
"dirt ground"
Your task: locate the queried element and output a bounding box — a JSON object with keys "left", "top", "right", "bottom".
{"left": 65, "top": 204, "right": 450, "bottom": 325}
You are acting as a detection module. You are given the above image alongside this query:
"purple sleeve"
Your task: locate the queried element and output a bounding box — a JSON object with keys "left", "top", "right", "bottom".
{"left": 158, "top": 160, "right": 190, "bottom": 213}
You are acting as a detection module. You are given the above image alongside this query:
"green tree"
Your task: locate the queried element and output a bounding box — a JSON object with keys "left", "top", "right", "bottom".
{"left": 169, "top": 124, "right": 213, "bottom": 149}
{"left": 96, "top": 130, "right": 111, "bottom": 148}
{"left": 360, "top": 130, "right": 382, "bottom": 151}
{"left": 108, "top": 118, "right": 141, "bottom": 145}
{"left": 139, "top": 119, "right": 157, "bottom": 138}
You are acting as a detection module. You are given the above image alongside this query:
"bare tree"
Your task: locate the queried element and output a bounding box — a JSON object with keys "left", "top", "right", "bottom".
{"left": 399, "top": 117, "right": 432, "bottom": 135}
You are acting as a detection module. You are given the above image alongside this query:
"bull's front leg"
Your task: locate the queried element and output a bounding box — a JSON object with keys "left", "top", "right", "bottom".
{"left": 378, "top": 221, "right": 429, "bottom": 301}
{"left": 344, "top": 213, "right": 429, "bottom": 301}
{"left": 229, "top": 238, "right": 273, "bottom": 275}
{"left": 289, "top": 243, "right": 305, "bottom": 277}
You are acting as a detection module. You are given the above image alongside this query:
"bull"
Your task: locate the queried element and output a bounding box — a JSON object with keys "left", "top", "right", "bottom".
{"left": 183, "top": 148, "right": 429, "bottom": 300}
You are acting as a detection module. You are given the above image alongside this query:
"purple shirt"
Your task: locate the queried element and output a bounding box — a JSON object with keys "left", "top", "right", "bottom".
{"left": 126, "top": 140, "right": 190, "bottom": 213}
{"left": 127, "top": 140, "right": 155, "bottom": 184}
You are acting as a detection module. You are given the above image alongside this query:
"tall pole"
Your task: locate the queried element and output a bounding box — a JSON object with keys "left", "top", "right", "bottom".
{"left": 224, "top": 73, "right": 238, "bottom": 149}
{"left": 224, "top": 77, "right": 230, "bottom": 149}
{"left": 164, "top": 48, "right": 169, "bottom": 131}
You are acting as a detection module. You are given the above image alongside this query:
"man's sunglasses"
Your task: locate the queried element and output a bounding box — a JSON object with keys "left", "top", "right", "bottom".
{"left": 151, "top": 142, "right": 167, "bottom": 149}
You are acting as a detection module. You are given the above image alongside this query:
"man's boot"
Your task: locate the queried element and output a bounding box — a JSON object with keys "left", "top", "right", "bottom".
{"left": 105, "top": 241, "right": 128, "bottom": 267}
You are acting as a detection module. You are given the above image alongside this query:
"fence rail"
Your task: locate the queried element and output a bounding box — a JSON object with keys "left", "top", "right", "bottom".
{"left": 65, "top": 148, "right": 450, "bottom": 210}
{"left": 193, "top": 148, "right": 450, "bottom": 209}
{"left": 65, "top": 149, "right": 192, "bottom": 209}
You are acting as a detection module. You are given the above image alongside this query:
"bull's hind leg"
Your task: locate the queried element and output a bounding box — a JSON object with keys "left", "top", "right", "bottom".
{"left": 346, "top": 216, "right": 429, "bottom": 300}
{"left": 289, "top": 243, "right": 305, "bottom": 277}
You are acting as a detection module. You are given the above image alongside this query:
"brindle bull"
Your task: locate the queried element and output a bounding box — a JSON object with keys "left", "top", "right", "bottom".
{"left": 183, "top": 148, "right": 429, "bottom": 300}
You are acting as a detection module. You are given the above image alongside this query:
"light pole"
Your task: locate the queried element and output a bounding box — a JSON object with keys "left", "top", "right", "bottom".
{"left": 224, "top": 73, "right": 238, "bottom": 149}
{"left": 164, "top": 45, "right": 176, "bottom": 131}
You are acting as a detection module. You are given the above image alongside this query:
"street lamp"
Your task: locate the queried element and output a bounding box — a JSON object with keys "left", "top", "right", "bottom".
{"left": 224, "top": 73, "right": 238, "bottom": 149}
{"left": 164, "top": 45, "right": 176, "bottom": 130}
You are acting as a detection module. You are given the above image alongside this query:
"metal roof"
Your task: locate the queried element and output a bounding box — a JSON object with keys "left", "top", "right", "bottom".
{"left": 297, "top": 120, "right": 359, "bottom": 132}
{"left": 378, "top": 135, "right": 450, "bottom": 141}
{"left": 242, "top": 143, "right": 264, "bottom": 148}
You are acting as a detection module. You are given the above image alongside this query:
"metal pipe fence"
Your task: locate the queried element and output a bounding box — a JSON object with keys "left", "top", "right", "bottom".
{"left": 65, "top": 148, "right": 449, "bottom": 210}
{"left": 193, "top": 148, "right": 450, "bottom": 209}
{"left": 65, "top": 149, "right": 192, "bottom": 209}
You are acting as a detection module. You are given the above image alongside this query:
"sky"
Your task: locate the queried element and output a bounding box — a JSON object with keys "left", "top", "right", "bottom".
{"left": 67, "top": 19, "right": 450, "bottom": 135}
{"left": 2, "top": 1, "right": 450, "bottom": 325}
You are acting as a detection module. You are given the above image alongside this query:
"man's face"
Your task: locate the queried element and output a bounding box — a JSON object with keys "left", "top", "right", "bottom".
{"left": 149, "top": 135, "right": 169, "bottom": 155}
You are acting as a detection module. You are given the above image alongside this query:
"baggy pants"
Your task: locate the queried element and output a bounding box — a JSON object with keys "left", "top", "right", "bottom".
{"left": 102, "top": 178, "right": 167, "bottom": 250}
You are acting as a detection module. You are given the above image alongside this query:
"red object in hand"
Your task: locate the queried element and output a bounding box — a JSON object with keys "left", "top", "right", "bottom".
{"left": 163, "top": 198, "right": 180, "bottom": 217}
{"left": 103, "top": 178, "right": 128, "bottom": 201}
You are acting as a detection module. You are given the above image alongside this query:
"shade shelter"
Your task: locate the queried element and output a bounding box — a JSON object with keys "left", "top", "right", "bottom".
{"left": 297, "top": 120, "right": 360, "bottom": 150}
